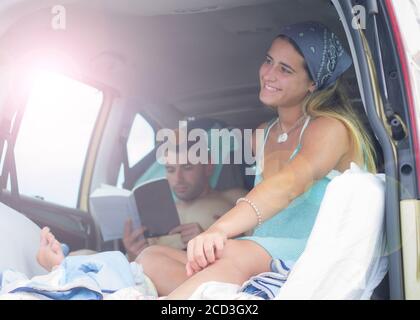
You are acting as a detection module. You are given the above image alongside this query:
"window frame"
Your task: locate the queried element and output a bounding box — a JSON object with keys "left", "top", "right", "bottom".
{"left": 77, "top": 78, "right": 120, "bottom": 212}
{"left": 10, "top": 71, "right": 110, "bottom": 210}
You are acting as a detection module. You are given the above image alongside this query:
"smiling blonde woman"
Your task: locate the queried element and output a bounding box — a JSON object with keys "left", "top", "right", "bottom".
{"left": 137, "top": 21, "right": 377, "bottom": 299}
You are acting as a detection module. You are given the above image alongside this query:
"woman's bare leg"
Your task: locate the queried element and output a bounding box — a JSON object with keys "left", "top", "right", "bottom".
{"left": 167, "top": 239, "right": 271, "bottom": 300}
{"left": 137, "top": 245, "right": 189, "bottom": 296}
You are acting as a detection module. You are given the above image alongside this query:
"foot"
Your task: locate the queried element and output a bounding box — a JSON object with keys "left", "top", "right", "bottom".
{"left": 36, "top": 227, "right": 65, "bottom": 271}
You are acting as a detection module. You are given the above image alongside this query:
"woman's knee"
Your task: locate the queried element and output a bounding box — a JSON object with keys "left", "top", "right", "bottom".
{"left": 216, "top": 239, "right": 271, "bottom": 276}
{"left": 136, "top": 244, "right": 186, "bottom": 270}
{"left": 220, "top": 239, "right": 242, "bottom": 257}
{"left": 136, "top": 245, "right": 166, "bottom": 266}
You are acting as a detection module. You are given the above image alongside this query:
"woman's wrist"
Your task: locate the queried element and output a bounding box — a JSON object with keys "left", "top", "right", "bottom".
{"left": 207, "top": 223, "right": 229, "bottom": 238}
{"left": 236, "top": 197, "right": 262, "bottom": 227}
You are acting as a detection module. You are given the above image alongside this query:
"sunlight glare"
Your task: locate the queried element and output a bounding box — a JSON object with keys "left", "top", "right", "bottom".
{"left": 14, "top": 70, "right": 103, "bottom": 207}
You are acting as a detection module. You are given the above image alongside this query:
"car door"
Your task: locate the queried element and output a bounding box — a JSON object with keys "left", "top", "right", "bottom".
{"left": 0, "top": 70, "right": 114, "bottom": 252}
{"left": 334, "top": 0, "right": 420, "bottom": 300}
{"left": 381, "top": 0, "right": 420, "bottom": 300}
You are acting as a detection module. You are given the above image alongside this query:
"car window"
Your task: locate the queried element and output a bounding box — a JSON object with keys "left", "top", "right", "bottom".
{"left": 13, "top": 70, "right": 103, "bottom": 208}
{"left": 393, "top": 0, "right": 420, "bottom": 142}
{"left": 116, "top": 113, "right": 155, "bottom": 188}
{"left": 126, "top": 113, "right": 155, "bottom": 168}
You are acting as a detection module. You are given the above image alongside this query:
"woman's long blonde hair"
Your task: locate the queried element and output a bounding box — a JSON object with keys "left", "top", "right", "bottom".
{"left": 302, "top": 79, "right": 377, "bottom": 173}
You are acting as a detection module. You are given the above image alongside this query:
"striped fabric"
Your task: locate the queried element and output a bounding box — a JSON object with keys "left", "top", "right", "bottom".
{"left": 239, "top": 259, "right": 291, "bottom": 300}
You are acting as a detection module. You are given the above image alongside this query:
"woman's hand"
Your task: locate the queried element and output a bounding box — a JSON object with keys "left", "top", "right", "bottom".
{"left": 168, "top": 223, "right": 204, "bottom": 246}
{"left": 185, "top": 228, "right": 227, "bottom": 277}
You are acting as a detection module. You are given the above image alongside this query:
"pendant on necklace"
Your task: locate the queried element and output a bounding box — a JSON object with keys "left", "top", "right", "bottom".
{"left": 277, "top": 133, "right": 288, "bottom": 143}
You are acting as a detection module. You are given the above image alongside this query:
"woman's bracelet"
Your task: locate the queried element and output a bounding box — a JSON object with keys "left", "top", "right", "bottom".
{"left": 236, "top": 197, "right": 262, "bottom": 226}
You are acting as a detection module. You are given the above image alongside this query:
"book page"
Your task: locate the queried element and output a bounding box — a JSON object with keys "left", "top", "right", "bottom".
{"left": 89, "top": 185, "right": 141, "bottom": 241}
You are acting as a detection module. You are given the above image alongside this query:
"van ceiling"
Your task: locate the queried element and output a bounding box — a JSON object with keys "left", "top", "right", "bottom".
{"left": 0, "top": 0, "right": 347, "bottom": 127}
{"left": 78, "top": 0, "right": 278, "bottom": 16}
{"left": 0, "top": 0, "right": 318, "bottom": 18}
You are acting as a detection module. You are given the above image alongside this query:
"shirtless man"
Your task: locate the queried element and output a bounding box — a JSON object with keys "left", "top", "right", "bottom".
{"left": 123, "top": 146, "right": 247, "bottom": 261}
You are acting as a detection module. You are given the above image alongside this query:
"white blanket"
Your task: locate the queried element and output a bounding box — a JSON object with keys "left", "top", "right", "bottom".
{"left": 276, "top": 163, "right": 387, "bottom": 299}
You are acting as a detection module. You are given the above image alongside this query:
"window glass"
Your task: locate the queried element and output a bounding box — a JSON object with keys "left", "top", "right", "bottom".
{"left": 126, "top": 113, "right": 155, "bottom": 168}
{"left": 394, "top": 0, "right": 420, "bottom": 144}
{"left": 14, "top": 71, "right": 103, "bottom": 208}
{"left": 116, "top": 164, "right": 124, "bottom": 188}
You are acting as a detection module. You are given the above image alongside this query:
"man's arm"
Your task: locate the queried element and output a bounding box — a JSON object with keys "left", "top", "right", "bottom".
{"left": 122, "top": 219, "right": 148, "bottom": 262}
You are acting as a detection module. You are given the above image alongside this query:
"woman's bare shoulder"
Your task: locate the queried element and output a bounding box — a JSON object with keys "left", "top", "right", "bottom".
{"left": 305, "top": 116, "right": 350, "bottom": 142}
{"left": 301, "top": 116, "right": 351, "bottom": 158}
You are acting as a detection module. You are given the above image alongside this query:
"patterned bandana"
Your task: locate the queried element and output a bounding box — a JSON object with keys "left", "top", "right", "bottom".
{"left": 278, "top": 21, "right": 352, "bottom": 90}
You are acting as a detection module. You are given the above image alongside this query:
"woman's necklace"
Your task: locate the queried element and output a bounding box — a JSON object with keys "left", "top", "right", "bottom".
{"left": 276, "top": 114, "right": 308, "bottom": 143}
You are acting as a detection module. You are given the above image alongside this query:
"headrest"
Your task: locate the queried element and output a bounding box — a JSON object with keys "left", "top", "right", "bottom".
{"left": 135, "top": 118, "right": 241, "bottom": 190}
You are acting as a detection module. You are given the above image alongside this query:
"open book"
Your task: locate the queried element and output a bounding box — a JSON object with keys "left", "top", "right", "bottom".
{"left": 89, "top": 178, "right": 180, "bottom": 241}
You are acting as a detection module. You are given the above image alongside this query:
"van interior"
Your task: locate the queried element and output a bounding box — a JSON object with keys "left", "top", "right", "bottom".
{"left": 1, "top": 0, "right": 416, "bottom": 299}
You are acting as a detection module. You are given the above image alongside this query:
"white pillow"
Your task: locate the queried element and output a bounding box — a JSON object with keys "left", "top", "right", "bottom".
{"left": 0, "top": 203, "right": 46, "bottom": 277}
{"left": 276, "top": 163, "right": 388, "bottom": 300}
